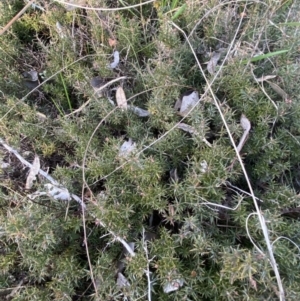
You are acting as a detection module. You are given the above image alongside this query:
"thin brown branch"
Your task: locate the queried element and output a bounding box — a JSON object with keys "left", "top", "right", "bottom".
{"left": 0, "top": 0, "right": 35, "bottom": 36}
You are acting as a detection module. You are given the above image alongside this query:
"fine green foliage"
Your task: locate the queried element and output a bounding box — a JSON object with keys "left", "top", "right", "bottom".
{"left": 1, "top": 0, "right": 300, "bottom": 300}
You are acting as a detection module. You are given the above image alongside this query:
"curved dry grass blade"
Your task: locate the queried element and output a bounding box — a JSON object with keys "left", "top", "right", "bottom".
{"left": 170, "top": 20, "right": 286, "bottom": 301}
{"left": 54, "top": 0, "right": 156, "bottom": 11}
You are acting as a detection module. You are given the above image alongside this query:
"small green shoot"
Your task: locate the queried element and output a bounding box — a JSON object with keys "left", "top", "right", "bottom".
{"left": 59, "top": 73, "right": 72, "bottom": 111}
{"left": 242, "top": 49, "right": 289, "bottom": 63}
{"left": 171, "top": 3, "right": 186, "bottom": 20}
{"left": 50, "top": 97, "right": 65, "bottom": 116}
{"left": 277, "top": 22, "right": 300, "bottom": 27}
{"left": 171, "top": 0, "right": 179, "bottom": 9}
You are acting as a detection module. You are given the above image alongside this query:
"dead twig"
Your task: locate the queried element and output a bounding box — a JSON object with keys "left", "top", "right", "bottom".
{"left": 0, "top": 0, "right": 35, "bottom": 36}
{"left": 0, "top": 137, "right": 135, "bottom": 256}
{"left": 170, "top": 20, "right": 286, "bottom": 301}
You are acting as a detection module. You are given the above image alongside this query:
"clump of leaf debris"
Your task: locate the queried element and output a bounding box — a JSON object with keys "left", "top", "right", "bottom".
{"left": 1, "top": 0, "right": 300, "bottom": 300}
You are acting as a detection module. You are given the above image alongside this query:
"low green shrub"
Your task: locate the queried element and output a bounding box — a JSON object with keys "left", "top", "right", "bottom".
{"left": 0, "top": 0, "right": 300, "bottom": 300}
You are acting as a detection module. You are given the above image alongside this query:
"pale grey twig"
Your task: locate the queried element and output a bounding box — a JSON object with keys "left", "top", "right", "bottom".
{"left": 0, "top": 137, "right": 135, "bottom": 256}
{"left": 0, "top": 137, "right": 86, "bottom": 209}
{"left": 98, "top": 219, "right": 135, "bottom": 257}
{"left": 142, "top": 228, "right": 154, "bottom": 301}
{"left": 25, "top": 0, "right": 45, "bottom": 11}
{"left": 0, "top": 138, "right": 58, "bottom": 185}
{"left": 226, "top": 181, "right": 264, "bottom": 203}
